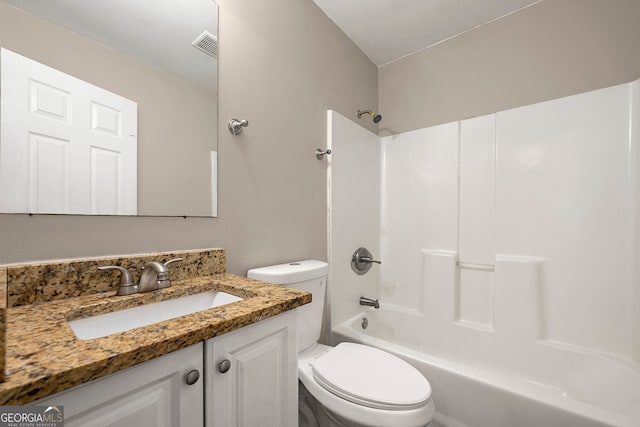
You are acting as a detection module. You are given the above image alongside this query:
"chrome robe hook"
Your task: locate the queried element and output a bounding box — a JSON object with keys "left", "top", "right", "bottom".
{"left": 228, "top": 118, "right": 249, "bottom": 135}
{"left": 315, "top": 148, "right": 331, "bottom": 160}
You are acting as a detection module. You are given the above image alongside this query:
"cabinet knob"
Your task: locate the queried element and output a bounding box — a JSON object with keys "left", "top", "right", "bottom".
{"left": 185, "top": 369, "right": 200, "bottom": 385}
{"left": 219, "top": 359, "right": 231, "bottom": 373}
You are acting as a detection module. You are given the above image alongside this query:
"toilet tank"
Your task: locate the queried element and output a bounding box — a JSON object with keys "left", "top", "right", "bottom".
{"left": 247, "top": 260, "right": 328, "bottom": 352}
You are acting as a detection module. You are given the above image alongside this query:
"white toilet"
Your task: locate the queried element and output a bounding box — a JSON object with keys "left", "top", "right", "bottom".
{"left": 247, "top": 260, "right": 435, "bottom": 427}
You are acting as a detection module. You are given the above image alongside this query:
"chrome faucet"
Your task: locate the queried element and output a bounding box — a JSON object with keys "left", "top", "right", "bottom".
{"left": 359, "top": 296, "right": 380, "bottom": 309}
{"left": 99, "top": 258, "right": 183, "bottom": 296}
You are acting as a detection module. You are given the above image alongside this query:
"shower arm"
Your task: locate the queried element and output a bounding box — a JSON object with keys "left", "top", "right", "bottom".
{"left": 357, "top": 109, "right": 382, "bottom": 124}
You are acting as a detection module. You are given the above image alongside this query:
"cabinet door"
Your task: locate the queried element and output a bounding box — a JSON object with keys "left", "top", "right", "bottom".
{"left": 205, "top": 311, "right": 297, "bottom": 427}
{"left": 37, "top": 343, "right": 203, "bottom": 427}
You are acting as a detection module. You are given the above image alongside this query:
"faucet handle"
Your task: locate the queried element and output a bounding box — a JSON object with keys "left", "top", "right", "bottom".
{"left": 155, "top": 258, "right": 183, "bottom": 289}
{"left": 98, "top": 266, "right": 138, "bottom": 296}
{"left": 164, "top": 258, "right": 183, "bottom": 267}
{"left": 351, "top": 247, "right": 381, "bottom": 275}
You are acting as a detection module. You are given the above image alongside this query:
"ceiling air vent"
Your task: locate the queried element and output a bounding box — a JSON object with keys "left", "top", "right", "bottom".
{"left": 192, "top": 31, "right": 218, "bottom": 58}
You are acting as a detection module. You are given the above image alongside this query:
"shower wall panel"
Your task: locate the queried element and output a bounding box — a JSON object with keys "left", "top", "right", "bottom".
{"left": 327, "top": 110, "right": 381, "bottom": 329}
{"left": 378, "top": 81, "right": 639, "bottom": 362}
{"left": 380, "top": 123, "right": 458, "bottom": 313}
{"left": 459, "top": 115, "right": 495, "bottom": 265}
{"left": 458, "top": 115, "right": 496, "bottom": 330}
{"left": 632, "top": 80, "right": 640, "bottom": 365}
{"left": 495, "top": 83, "right": 634, "bottom": 357}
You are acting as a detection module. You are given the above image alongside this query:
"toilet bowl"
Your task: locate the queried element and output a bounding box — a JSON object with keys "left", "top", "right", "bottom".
{"left": 248, "top": 260, "right": 434, "bottom": 427}
{"left": 299, "top": 342, "right": 434, "bottom": 427}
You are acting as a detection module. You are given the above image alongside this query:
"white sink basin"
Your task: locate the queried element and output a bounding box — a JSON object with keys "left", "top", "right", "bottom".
{"left": 68, "top": 291, "right": 243, "bottom": 340}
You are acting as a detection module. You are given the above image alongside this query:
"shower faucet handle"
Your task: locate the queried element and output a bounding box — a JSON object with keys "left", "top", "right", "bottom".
{"left": 351, "top": 247, "right": 381, "bottom": 275}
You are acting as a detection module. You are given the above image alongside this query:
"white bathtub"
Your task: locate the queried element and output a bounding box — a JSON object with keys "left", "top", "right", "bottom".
{"left": 332, "top": 309, "right": 640, "bottom": 427}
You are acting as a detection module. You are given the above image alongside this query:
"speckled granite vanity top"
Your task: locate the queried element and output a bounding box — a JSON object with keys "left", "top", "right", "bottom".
{"left": 0, "top": 249, "right": 311, "bottom": 405}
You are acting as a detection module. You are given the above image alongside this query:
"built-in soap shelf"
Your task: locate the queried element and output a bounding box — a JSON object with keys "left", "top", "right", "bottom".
{"left": 456, "top": 261, "right": 494, "bottom": 272}
{"left": 419, "top": 250, "right": 546, "bottom": 341}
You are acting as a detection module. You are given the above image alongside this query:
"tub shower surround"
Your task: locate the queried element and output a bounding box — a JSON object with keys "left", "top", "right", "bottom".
{"left": 328, "top": 79, "right": 640, "bottom": 426}
{"left": 0, "top": 248, "right": 310, "bottom": 404}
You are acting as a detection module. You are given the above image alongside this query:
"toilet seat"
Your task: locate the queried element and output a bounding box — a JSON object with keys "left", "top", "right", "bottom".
{"left": 298, "top": 343, "right": 435, "bottom": 427}
{"left": 311, "top": 342, "right": 431, "bottom": 411}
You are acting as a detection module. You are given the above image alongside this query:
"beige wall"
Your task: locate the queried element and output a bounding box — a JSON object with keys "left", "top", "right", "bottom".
{"left": 0, "top": 0, "right": 378, "bottom": 274}
{"left": 379, "top": 0, "right": 640, "bottom": 135}
{"left": 0, "top": 3, "right": 217, "bottom": 216}
{"left": 13, "top": 0, "right": 636, "bottom": 273}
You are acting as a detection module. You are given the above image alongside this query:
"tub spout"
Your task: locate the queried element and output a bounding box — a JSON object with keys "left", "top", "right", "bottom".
{"left": 359, "top": 296, "right": 380, "bottom": 309}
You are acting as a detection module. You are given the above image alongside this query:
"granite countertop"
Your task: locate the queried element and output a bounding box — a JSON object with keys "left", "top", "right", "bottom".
{"left": 0, "top": 273, "right": 310, "bottom": 405}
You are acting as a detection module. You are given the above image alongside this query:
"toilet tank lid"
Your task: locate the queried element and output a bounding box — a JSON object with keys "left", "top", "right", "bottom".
{"left": 247, "top": 260, "right": 328, "bottom": 284}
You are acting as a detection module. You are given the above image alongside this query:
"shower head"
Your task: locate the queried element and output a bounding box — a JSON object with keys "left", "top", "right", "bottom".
{"left": 357, "top": 109, "right": 382, "bottom": 124}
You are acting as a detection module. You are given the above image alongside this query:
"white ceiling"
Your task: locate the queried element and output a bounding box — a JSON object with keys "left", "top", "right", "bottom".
{"left": 313, "top": 0, "right": 542, "bottom": 66}
{"left": 8, "top": 1, "right": 542, "bottom": 87}
{"left": 5, "top": 0, "right": 218, "bottom": 90}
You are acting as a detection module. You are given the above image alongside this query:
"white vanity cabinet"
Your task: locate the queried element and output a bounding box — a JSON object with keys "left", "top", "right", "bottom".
{"left": 36, "top": 343, "right": 204, "bottom": 427}
{"left": 205, "top": 311, "right": 298, "bottom": 427}
{"left": 31, "top": 311, "right": 298, "bottom": 426}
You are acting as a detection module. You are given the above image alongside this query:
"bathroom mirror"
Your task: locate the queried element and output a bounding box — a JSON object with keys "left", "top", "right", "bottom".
{"left": 0, "top": 0, "right": 218, "bottom": 217}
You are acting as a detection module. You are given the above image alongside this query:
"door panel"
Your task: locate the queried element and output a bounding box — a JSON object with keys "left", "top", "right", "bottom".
{"left": 90, "top": 147, "right": 121, "bottom": 215}
{"left": 29, "top": 133, "right": 70, "bottom": 213}
{"left": 0, "top": 48, "right": 137, "bottom": 214}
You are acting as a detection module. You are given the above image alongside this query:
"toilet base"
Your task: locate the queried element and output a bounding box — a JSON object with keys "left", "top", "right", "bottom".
{"left": 300, "top": 380, "right": 337, "bottom": 427}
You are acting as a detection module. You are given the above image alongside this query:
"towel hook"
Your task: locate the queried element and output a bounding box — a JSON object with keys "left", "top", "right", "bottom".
{"left": 315, "top": 148, "right": 331, "bottom": 160}
{"left": 228, "top": 118, "right": 249, "bottom": 135}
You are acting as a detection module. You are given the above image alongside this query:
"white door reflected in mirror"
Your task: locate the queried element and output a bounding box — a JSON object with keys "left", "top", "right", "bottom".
{"left": 0, "top": 0, "right": 218, "bottom": 217}
{"left": 0, "top": 48, "right": 138, "bottom": 215}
